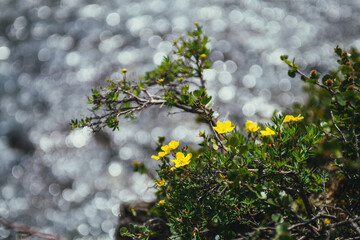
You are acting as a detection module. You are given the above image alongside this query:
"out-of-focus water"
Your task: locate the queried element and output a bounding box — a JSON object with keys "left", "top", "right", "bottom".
{"left": 1, "top": 0, "right": 360, "bottom": 239}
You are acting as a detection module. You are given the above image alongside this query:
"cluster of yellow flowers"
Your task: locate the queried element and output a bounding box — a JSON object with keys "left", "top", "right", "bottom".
{"left": 245, "top": 121, "right": 274, "bottom": 136}
{"left": 214, "top": 114, "right": 303, "bottom": 137}
{"left": 151, "top": 140, "right": 179, "bottom": 160}
{"left": 153, "top": 114, "right": 304, "bottom": 206}
{"left": 151, "top": 139, "right": 192, "bottom": 169}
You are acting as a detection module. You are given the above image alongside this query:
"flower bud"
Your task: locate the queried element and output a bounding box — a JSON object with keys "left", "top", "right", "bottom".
{"left": 310, "top": 70, "right": 317, "bottom": 78}
{"left": 121, "top": 68, "right": 128, "bottom": 73}
{"left": 200, "top": 54, "right": 206, "bottom": 59}
{"left": 346, "top": 85, "right": 354, "bottom": 91}
{"left": 325, "top": 79, "right": 333, "bottom": 86}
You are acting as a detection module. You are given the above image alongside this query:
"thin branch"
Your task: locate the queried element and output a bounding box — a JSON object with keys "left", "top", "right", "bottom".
{"left": 280, "top": 170, "right": 313, "bottom": 217}
{"left": 321, "top": 170, "right": 329, "bottom": 214}
{"left": 349, "top": 102, "right": 360, "bottom": 113}
{"left": 354, "top": 126, "right": 360, "bottom": 158}
{"left": 295, "top": 69, "right": 336, "bottom": 95}
{"left": 330, "top": 110, "right": 347, "bottom": 143}
{"left": 322, "top": 130, "right": 342, "bottom": 141}
{"left": 0, "top": 217, "right": 64, "bottom": 240}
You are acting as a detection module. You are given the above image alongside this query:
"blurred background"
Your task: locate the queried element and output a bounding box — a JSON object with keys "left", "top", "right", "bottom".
{"left": 1, "top": 0, "right": 360, "bottom": 239}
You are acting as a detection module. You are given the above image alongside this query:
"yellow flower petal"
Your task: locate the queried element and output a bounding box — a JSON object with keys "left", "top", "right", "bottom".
{"left": 156, "top": 179, "right": 165, "bottom": 187}
{"left": 293, "top": 114, "right": 304, "bottom": 121}
{"left": 176, "top": 152, "right": 185, "bottom": 159}
{"left": 151, "top": 155, "right": 160, "bottom": 160}
{"left": 158, "top": 151, "right": 167, "bottom": 158}
{"left": 168, "top": 140, "right": 180, "bottom": 150}
{"left": 260, "top": 127, "right": 275, "bottom": 137}
{"left": 184, "top": 153, "right": 192, "bottom": 162}
{"left": 283, "top": 114, "right": 304, "bottom": 123}
{"left": 324, "top": 218, "right": 331, "bottom": 224}
{"left": 283, "top": 115, "right": 294, "bottom": 123}
{"left": 161, "top": 145, "right": 171, "bottom": 155}
{"left": 200, "top": 53, "right": 206, "bottom": 58}
{"left": 245, "top": 120, "right": 260, "bottom": 132}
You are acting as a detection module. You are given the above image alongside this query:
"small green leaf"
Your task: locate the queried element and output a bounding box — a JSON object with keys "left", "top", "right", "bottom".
{"left": 288, "top": 69, "right": 296, "bottom": 78}
{"left": 229, "top": 137, "right": 240, "bottom": 147}
{"left": 335, "top": 93, "right": 346, "bottom": 106}
{"left": 201, "top": 96, "right": 212, "bottom": 105}
{"left": 120, "top": 227, "right": 128, "bottom": 234}
{"left": 193, "top": 89, "right": 203, "bottom": 98}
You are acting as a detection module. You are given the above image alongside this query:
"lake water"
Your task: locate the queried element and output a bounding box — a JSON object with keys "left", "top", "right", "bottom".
{"left": 1, "top": 0, "right": 359, "bottom": 239}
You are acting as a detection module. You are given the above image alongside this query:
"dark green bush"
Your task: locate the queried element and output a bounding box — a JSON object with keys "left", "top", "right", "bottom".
{"left": 72, "top": 25, "right": 360, "bottom": 239}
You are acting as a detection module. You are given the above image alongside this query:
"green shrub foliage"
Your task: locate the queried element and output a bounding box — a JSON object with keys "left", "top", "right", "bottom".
{"left": 72, "top": 25, "right": 360, "bottom": 239}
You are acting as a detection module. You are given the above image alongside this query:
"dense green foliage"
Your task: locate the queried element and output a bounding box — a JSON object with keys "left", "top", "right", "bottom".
{"left": 72, "top": 25, "right": 360, "bottom": 239}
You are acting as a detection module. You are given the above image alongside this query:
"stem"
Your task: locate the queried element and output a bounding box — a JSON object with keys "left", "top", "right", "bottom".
{"left": 0, "top": 217, "right": 63, "bottom": 240}
{"left": 295, "top": 69, "right": 336, "bottom": 95}
{"left": 330, "top": 110, "right": 347, "bottom": 143}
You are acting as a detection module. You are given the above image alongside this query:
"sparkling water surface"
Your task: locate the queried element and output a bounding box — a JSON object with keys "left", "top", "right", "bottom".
{"left": 1, "top": 0, "right": 360, "bottom": 239}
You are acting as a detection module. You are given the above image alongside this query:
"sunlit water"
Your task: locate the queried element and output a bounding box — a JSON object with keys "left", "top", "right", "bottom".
{"left": 1, "top": 0, "right": 360, "bottom": 239}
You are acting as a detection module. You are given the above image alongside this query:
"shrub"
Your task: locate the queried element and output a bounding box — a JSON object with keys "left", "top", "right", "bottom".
{"left": 72, "top": 24, "right": 360, "bottom": 239}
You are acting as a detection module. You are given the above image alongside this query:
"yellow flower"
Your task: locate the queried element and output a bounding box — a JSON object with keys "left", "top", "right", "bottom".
{"left": 151, "top": 155, "right": 160, "bottom": 160}
{"left": 158, "top": 200, "right": 165, "bottom": 205}
{"left": 151, "top": 150, "right": 168, "bottom": 160}
{"left": 219, "top": 173, "right": 226, "bottom": 179}
{"left": 161, "top": 145, "right": 171, "bottom": 155}
{"left": 213, "top": 121, "right": 235, "bottom": 134}
{"left": 171, "top": 152, "right": 192, "bottom": 168}
{"left": 283, "top": 114, "right": 304, "bottom": 123}
{"left": 178, "top": 77, "right": 184, "bottom": 82}
{"left": 200, "top": 54, "right": 207, "bottom": 59}
{"left": 168, "top": 140, "right": 180, "bottom": 150}
{"left": 170, "top": 167, "right": 176, "bottom": 172}
{"left": 121, "top": 68, "right": 128, "bottom": 73}
{"left": 260, "top": 127, "right": 275, "bottom": 136}
{"left": 152, "top": 141, "right": 179, "bottom": 160}
{"left": 245, "top": 120, "right": 260, "bottom": 132}
{"left": 156, "top": 179, "right": 165, "bottom": 187}
{"left": 293, "top": 114, "right": 304, "bottom": 121}
{"left": 324, "top": 218, "right": 331, "bottom": 224}
{"left": 157, "top": 78, "right": 164, "bottom": 84}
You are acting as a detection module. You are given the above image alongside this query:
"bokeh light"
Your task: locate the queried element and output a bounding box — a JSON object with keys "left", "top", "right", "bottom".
{"left": 1, "top": 0, "right": 359, "bottom": 239}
